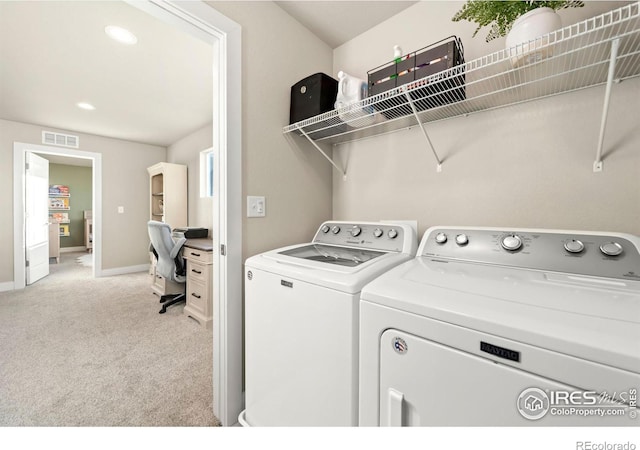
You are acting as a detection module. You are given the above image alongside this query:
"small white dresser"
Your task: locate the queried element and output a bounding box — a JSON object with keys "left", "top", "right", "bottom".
{"left": 183, "top": 238, "right": 213, "bottom": 329}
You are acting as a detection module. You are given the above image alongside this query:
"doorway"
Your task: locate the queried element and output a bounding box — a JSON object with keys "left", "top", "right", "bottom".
{"left": 44, "top": 154, "right": 94, "bottom": 273}
{"left": 13, "top": 142, "right": 103, "bottom": 289}
{"left": 131, "top": 1, "right": 242, "bottom": 425}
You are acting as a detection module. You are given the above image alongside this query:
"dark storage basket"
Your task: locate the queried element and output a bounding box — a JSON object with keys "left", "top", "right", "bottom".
{"left": 289, "top": 73, "right": 338, "bottom": 125}
{"left": 289, "top": 72, "right": 348, "bottom": 139}
{"left": 367, "top": 36, "right": 465, "bottom": 119}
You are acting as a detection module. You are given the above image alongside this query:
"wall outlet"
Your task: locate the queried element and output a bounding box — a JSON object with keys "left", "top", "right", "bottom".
{"left": 117, "top": 206, "right": 124, "bottom": 214}
{"left": 247, "top": 196, "right": 265, "bottom": 218}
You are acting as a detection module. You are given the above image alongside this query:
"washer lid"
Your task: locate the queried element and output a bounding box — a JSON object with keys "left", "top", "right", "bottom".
{"left": 278, "top": 244, "right": 386, "bottom": 267}
{"left": 246, "top": 243, "right": 413, "bottom": 294}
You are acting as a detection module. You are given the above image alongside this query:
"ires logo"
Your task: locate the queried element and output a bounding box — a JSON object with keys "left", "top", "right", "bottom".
{"left": 517, "top": 387, "right": 637, "bottom": 421}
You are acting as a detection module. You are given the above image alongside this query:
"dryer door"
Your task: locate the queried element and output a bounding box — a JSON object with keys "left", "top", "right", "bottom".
{"left": 379, "top": 330, "right": 632, "bottom": 426}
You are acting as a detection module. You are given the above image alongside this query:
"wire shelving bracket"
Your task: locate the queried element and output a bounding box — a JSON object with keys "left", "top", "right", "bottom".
{"left": 403, "top": 88, "right": 443, "bottom": 172}
{"left": 594, "top": 38, "right": 621, "bottom": 173}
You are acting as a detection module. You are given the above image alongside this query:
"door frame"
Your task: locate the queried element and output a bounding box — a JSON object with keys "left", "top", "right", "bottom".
{"left": 13, "top": 142, "right": 102, "bottom": 288}
{"left": 131, "top": 0, "right": 243, "bottom": 426}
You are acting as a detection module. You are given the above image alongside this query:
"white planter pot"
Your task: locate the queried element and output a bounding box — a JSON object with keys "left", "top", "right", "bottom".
{"left": 506, "top": 7, "right": 562, "bottom": 67}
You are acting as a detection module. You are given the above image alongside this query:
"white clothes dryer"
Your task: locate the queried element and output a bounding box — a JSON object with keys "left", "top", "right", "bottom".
{"left": 240, "top": 221, "right": 417, "bottom": 426}
{"left": 360, "top": 226, "right": 640, "bottom": 426}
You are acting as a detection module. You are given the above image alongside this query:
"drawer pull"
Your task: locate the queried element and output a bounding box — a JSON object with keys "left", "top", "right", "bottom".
{"left": 191, "top": 293, "right": 201, "bottom": 299}
{"left": 190, "top": 252, "right": 201, "bottom": 257}
{"left": 191, "top": 269, "right": 202, "bottom": 274}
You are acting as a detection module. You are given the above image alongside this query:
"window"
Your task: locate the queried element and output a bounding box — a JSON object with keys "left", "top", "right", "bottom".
{"left": 200, "top": 148, "right": 214, "bottom": 197}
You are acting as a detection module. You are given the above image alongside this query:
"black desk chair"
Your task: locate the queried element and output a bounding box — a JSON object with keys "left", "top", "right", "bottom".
{"left": 148, "top": 220, "right": 187, "bottom": 314}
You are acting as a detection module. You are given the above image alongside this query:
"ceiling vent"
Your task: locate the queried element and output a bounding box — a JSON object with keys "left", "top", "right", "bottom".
{"left": 42, "top": 131, "right": 79, "bottom": 149}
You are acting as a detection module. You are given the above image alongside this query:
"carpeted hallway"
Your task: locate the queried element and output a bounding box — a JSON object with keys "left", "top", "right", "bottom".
{"left": 0, "top": 252, "right": 219, "bottom": 426}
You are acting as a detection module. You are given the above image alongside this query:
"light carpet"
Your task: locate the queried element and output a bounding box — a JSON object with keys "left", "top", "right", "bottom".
{"left": 0, "top": 252, "right": 219, "bottom": 427}
{"left": 75, "top": 253, "right": 93, "bottom": 267}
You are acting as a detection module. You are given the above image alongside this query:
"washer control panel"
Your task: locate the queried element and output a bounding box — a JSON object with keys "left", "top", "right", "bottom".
{"left": 313, "top": 222, "right": 411, "bottom": 253}
{"left": 421, "top": 228, "right": 640, "bottom": 281}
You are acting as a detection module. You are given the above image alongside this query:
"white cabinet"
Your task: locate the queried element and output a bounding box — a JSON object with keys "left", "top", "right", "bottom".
{"left": 147, "top": 162, "right": 187, "bottom": 229}
{"left": 183, "top": 241, "right": 213, "bottom": 329}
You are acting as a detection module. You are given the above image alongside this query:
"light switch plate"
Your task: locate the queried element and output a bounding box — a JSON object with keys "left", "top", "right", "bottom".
{"left": 247, "top": 196, "right": 265, "bottom": 218}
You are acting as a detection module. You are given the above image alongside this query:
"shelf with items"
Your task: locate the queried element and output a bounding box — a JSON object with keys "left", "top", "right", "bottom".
{"left": 49, "top": 212, "right": 70, "bottom": 224}
{"left": 283, "top": 2, "right": 640, "bottom": 174}
{"left": 48, "top": 196, "right": 70, "bottom": 210}
{"left": 151, "top": 192, "right": 165, "bottom": 220}
{"left": 49, "top": 185, "right": 71, "bottom": 236}
{"left": 58, "top": 224, "right": 70, "bottom": 237}
{"left": 48, "top": 184, "right": 70, "bottom": 197}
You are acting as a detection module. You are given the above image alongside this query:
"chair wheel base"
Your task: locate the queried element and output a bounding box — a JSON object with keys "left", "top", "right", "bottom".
{"left": 157, "top": 292, "right": 185, "bottom": 314}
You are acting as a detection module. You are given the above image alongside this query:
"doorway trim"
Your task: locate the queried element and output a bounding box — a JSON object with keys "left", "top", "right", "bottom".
{"left": 13, "top": 142, "right": 103, "bottom": 289}
{"left": 131, "top": 0, "right": 243, "bottom": 426}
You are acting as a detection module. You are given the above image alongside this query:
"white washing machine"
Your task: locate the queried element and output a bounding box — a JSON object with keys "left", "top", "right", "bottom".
{"left": 360, "top": 226, "right": 640, "bottom": 426}
{"left": 240, "top": 221, "right": 417, "bottom": 426}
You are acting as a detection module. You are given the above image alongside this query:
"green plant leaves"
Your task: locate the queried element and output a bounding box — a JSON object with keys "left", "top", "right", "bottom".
{"left": 452, "top": 0, "right": 584, "bottom": 42}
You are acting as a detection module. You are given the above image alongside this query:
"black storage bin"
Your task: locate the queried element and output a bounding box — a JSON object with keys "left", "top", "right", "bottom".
{"left": 367, "top": 59, "right": 413, "bottom": 120}
{"left": 289, "top": 73, "right": 347, "bottom": 139}
{"left": 367, "top": 36, "right": 465, "bottom": 119}
{"left": 410, "top": 37, "right": 466, "bottom": 111}
{"left": 289, "top": 73, "right": 338, "bottom": 124}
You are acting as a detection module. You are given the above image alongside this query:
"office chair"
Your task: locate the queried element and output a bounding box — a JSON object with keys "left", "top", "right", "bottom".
{"left": 147, "top": 220, "right": 187, "bottom": 314}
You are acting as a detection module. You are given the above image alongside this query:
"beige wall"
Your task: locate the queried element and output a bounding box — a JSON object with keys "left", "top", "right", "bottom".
{"left": 332, "top": 1, "right": 640, "bottom": 237}
{"left": 0, "top": 119, "right": 167, "bottom": 282}
{"left": 206, "top": 2, "right": 334, "bottom": 260}
{"left": 167, "top": 123, "right": 214, "bottom": 234}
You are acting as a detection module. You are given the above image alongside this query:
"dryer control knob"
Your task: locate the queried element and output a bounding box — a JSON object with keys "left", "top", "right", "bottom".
{"left": 331, "top": 225, "right": 341, "bottom": 234}
{"left": 351, "top": 226, "right": 362, "bottom": 237}
{"left": 600, "top": 242, "right": 623, "bottom": 257}
{"left": 501, "top": 234, "right": 522, "bottom": 252}
{"left": 373, "top": 228, "right": 383, "bottom": 238}
{"left": 564, "top": 239, "right": 585, "bottom": 254}
{"left": 388, "top": 229, "right": 398, "bottom": 239}
{"left": 435, "top": 232, "right": 448, "bottom": 244}
{"left": 455, "top": 234, "right": 469, "bottom": 246}
{"left": 321, "top": 225, "right": 330, "bottom": 234}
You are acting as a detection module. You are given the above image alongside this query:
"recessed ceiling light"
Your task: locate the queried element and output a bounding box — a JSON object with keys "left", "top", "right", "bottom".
{"left": 77, "top": 102, "right": 96, "bottom": 111}
{"left": 105, "top": 25, "right": 138, "bottom": 45}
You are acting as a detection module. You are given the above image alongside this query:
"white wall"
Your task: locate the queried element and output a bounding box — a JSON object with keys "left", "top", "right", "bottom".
{"left": 0, "top": 119, "right": 167, "bottom": 282}
{"left": 167, "top": 123, "right": 214, "bottom": 234}
{"left": 206, "top": 1, "right": 335, "bottom": 260}
{"left": 332, "top": 1, "right": 640, "bottom": 237}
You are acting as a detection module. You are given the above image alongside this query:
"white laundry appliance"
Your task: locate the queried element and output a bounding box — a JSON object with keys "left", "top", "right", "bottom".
{"left": 240, "top": 221, "right": 417, "bottom": 426}
{"left": 360, "top": 226, "right": 640, "bottom": 426}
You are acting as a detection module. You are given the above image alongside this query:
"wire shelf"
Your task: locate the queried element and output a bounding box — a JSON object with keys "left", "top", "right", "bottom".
{"left": 283, "top": 2, "right": 640, "bottom": 147}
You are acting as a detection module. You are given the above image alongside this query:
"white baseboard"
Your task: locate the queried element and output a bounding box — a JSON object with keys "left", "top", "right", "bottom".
{"left": 100, "top": 264, "right": 149, "bottom": 277}
{"left": 0, "top": 281, "right": 15, "bottom": 292}
{"left": 60, "top": 246, "right": 88, "bottom": 253}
